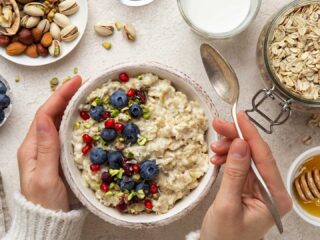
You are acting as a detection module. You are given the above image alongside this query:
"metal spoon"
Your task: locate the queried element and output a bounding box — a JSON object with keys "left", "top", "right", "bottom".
{"left": 200, "top": 43, "right": 283, "bottom": 234}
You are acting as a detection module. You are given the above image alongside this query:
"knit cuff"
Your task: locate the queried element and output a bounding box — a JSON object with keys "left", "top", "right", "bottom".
{"left": 3, "top": 192, "right": 88, "bottom": 240}
{"left": 185, "top": 230, "right": 200, "bottom": 240}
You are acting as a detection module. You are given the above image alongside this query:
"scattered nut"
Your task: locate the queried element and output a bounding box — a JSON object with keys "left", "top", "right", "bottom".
{"left": 102, "top": 42, "right": 112, "bottom": 50}
{"left": 122, "top": 23, "right": 136, "bottom": 41}
{"left": 15, "top": 75, "right": 20, "bottom": 83}
{"left": 73, "top": 67, "right": 78, "bottom": 74}
{"left": 302, "top": 135, "right": 313, "bottom": 145}
{"left": 94, "top": 23, "right": 114, "bottom": 37}
{"left": 115, "top": 21, "right": 121, "bottom": 31}
{"left": 25, "top": 44, "right": 38, "bottom": 58}
{"left": 6, "top": 42, "right": 27, "bottom": 55}
{"left": 50, "top": 77, "right": 59, "bottom": 91}
{"left": 41, "top": 32, "right": 53, "bottom": 47}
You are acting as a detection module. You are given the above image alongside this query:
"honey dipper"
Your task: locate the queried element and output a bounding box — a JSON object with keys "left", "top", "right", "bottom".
{"left": 294, "top": 168, "right": 320, "bottom": 202}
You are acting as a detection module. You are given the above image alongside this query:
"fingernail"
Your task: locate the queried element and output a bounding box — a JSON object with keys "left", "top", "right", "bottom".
{"left": 230, "top": 139, "right": 248, "bottom": 159}
{"left": 37, "top": 117, "right": 50, "bottom": 134}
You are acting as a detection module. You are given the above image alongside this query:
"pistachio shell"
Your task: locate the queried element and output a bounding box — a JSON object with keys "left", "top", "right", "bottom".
{"left": 37, "top": 19, "right": 50, "bottom": 33}
{"left": 24, "top": 2, "right": 46, "bottom": 17}
{"left": 48, "top": 40, "right": 61, "bottom": 57}
{"left": 21, "top": 15, "right": 40, "bottom": 28}
{"left": 53, "top": 13, "right": 70, "bottom": 28}
{"left": 122, "top": 23, "right": 136, "bottom": 41}
{"left": 50, "top": 22, "right": 61, "bottom": 40}
{"left": 0, "top": 0, "right": 21, "bottom": 36}
{"left": 60, "top": 24, "right": 79, "bottom": 42}
{"left": 94, "top": 23, "right": 114, "bottom": 37}
{"left": 59, "top": 0, "right": 80, "bottom": 16}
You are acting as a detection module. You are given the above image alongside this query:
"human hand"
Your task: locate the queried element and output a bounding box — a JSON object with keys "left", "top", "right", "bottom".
{"left": 17, "top": 76, "right": 82, "bottom": 212}
{"left": 201, "top": 112, "right": 292, "bottom": 240}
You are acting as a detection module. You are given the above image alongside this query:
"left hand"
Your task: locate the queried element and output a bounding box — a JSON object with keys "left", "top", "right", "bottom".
{"left": 17, "top": 76, "right": 82, "bottom": 212}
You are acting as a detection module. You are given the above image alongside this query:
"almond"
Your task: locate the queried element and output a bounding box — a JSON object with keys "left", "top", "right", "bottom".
{"left": 6, "top": 42, "right": 27, "bottom": 56}
{"left": 0, "top": 36, "right": 10, "bottom": 47}
{"left": 25, "top": 44, "right": 38, "bottom": 58}
{"left": 32, "top": 28, "right": 43, "bottom": 43}
{"left": 41, "top": 32, "right": 53, "bottom": 47}
{"left": 37, "top": 44, "right": 48, "bottom": 57}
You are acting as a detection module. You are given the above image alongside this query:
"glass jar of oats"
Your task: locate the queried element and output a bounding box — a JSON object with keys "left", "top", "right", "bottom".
{"left": 250, "top": 0, "right": 320, "bottom": 133}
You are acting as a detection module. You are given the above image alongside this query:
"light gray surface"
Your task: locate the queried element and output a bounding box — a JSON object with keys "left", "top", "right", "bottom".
{"left": 0, "top": 0, "right": 319, "bottom": 239}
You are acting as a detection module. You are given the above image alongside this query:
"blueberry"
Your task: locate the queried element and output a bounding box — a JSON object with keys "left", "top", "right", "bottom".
{"left": 90, "top": 148, "right": 107, "bottom": 165}
{"left": 0, "top": 94, "right": 10, "bottom": 109}
{"left": 0, "top": 110, "right": 4, "bottom": 123}
{"left": 122, "top": 123, "right": 140, "bottom": 144}
{"left": 129, "top": 104, "right": 142, "bottom": 119}
{"left": 135, "top": 182, "right": 150, "bottom": 195}
{"left": 101, "top": 128, "right": 117, "bottom": 142}
{"left": 118, "top": 176, "right": 135, "bottom": 191}
{"left": 140, "top": 160, "right": 159, "bottom": 180}
{"left": 89, "top": 106, "right": 105, "bottom": 121}
{"left": 0, "top": 81, "right": 7, "bottom": 94}
{"left": 109, "top": 90, "right": 128, "bottom": 109}
{"left": 107, "top": 151, "right": 123, "bottom": 169}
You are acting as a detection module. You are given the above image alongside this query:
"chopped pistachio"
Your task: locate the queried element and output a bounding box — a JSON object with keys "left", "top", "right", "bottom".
{"left": 15, "top": 75, "right": 20, "bottom": 82}
{"left": 114, "top": 184, "right": 120, "bottom": 191}
{"left": 137, "top": 75, "right": 143, "bottom": 80}
{"left": 109, "top": 169, "right": 120, "bottom": 176}
{"left": 102, "top": 42, "right": 112, "bottom": 50}
{"left": 62, "top": 76, "right": 71, "bottom": 84}
{"left": 130, "top": 208, "right": 136, "bottom": 214}
{"left": 119, "top": 137, "right": 125, "bottom": 142}
{"left": 90, "top": 182, "right": 100, "bottom": 191}
{"left": 143, "top": 112, "right": 151, "bottom": 119}
{"left": 74, "top": 121, "right": 81, "bottom": 129}
{"left": 84, "top": 122, "right": 92, "bottom": 129}
{"left": 137, "top": 136, "right": 148, "bottom": 146}
{"left": 109, "top": 182, "right": 115, "bottom": 190}
{"left": 124, "top": 151, "right": 134, "bottom": 159}
{"left": 136, "top": 189, "right": 145, "bottom": 199}
{"left": 117, "top": 169, "right": 124, "bottom": 179}
{"left": 95, "top": 97, "right": 103, "bottom": 106}
{"left": 102, "top": 96, "right": 109, "bottom": 105}
{"left": 111, "top": 109, "right": 120, "bottom": 117}
{"left": 132, "top": 173, "right": 140, "bottom": 182}
{"left": 105, "top": 191, "right": 113, "bottom": 197}
{"left": 93, "top": 135, "right": 100, "bottom": 141}
{"left": 128, "top": 191, "right": 137, "bottom": 201}
{"left": 117, "top": 192, "right": 124, "bottom": 197}
{"left": 115, "top": 21, "right": 121, "bottom": 31}
{"left": 73, "top": 67, "right": 78, "bottom": 74}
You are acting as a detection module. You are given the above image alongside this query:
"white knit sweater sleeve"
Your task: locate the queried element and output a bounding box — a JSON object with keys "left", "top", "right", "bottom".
{"left": 2, "top": 192, "right": 88, "bottom": 240}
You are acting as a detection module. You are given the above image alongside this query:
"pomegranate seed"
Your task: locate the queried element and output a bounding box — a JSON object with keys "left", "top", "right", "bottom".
{"left": 119, "top": 72, "right": 129, "bottom": 82}
{"left": 127, "top": 89, "right": 136, "bottom": 97}
{"left": 122, "top": 162, "right": 133, "bottom": 176}
{"left": 144, "top": 199, "right": 153, "bottom": 209}
{"left": 101, "top": 111, "right": 111, "bottom": 119}
{"left": 136, "top": 90, "right": 147, "bottom": 104}
{"left": 100, "top": 183, "right": 109, "bottom": 192}
{"left": 80, "top": 111, "right": 90, "bottom": 120}
{"left": 90, "top": 164, "right": 101, "bottom": 172}
{"left": 114, "top": 122, "right": 124, "bottom": 133}
{"left": 116, "top": 199, "right": 127, "bottom": 212}
{"left": 150, "top": 183, "right": 158, "bottom": 194}
{"left": 82, "top": 134, "right": 93, "bottom": 144}
{"left": 105, "top": 119, "right": 115, "bottom": 129}
{"left": 101, "top": 172, "right": 113, "bottom": 183}
{"left": 82, "top": 144, "right": 92, "bottom": 155}
{"left": 132, "top": 165, "right": 140, "bottom": 172}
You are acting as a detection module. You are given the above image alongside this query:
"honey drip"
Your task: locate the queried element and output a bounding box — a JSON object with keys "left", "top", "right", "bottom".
{"left": 293, "top": 155, "right": 320, "bottom": 217}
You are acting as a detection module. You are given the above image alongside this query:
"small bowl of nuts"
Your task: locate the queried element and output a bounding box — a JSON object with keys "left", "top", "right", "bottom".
{"left": 0, "top": 75, "right": 13, "bottom": 127}
{"left": 0, "top": 0, "right": 88, "bottom": 67}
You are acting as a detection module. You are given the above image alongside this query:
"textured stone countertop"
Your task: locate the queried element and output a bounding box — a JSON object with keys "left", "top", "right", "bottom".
{"left": 0, "top": 0, "right": 319, "bottom": 239}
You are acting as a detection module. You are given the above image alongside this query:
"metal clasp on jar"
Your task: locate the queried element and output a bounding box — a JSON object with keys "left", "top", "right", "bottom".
{"left": 246, "top": 85, "right": 292, "bottom": 134}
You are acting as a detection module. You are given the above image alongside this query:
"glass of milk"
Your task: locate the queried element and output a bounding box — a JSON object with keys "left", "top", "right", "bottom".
{"left": 177, "top": 0, "right": 261, "bottom": 39}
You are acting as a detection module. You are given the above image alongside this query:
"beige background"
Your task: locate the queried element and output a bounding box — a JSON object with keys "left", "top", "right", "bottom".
{"left": 0, "top": 0, "right": 319, "bottom": 239}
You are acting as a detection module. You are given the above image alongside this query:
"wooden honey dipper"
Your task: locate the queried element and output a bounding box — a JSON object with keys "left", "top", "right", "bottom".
{"left": 294, "top": 168, "right": 320, "bottom": 203}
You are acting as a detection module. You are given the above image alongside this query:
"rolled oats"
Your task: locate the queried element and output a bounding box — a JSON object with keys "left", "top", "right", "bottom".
{"left": 269, "top": 4, "right": 320, "bottom": 100}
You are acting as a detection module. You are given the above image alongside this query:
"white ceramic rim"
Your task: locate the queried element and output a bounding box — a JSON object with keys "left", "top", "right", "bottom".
{"left": 286, "top": 146, "right": 320, "bottom": 227}
{"left": 0, "top": 0, "right": 88, "bottom": 67}
{"left": 0, "top": 75, "right": 13, "bottom": 128}
{"left": 120, "top": 0, "right": 155, "bottom": 7}
{"left": 177, "top": 0, "right": 262, "bottom": 39}
{"left": 60, "top": 61, "right": 220, "bottom": 228}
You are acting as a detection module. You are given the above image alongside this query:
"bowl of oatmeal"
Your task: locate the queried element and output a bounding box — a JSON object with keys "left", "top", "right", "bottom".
{"left": 60, "top": 62, "right": 219, "bottom": 228}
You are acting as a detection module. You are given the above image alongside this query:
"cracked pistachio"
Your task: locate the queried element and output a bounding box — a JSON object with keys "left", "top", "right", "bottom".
{"left": 94, "top": 23, "right": 114, "bottom": 37}
{"left": 122, "top": 23, "right": 136, "bottom": 41}
{"left": 48, "top": 40, "right": 61, "bottom": 57}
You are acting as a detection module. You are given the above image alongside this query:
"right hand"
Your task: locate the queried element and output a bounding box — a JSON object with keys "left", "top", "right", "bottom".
{"left": 201, "top": 112, "right": 292, "bottom": 240}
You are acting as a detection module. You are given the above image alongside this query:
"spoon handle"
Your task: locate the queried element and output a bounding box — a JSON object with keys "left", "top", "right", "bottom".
{"left": 231, "top": 104, "right": 283, "bottom": 233}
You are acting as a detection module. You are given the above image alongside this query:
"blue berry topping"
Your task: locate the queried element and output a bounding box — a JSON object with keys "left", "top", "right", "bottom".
{"left": 122, "top": 122, "right": 140, "bottom": 144}
{"left": 89, "top": 106, "right": 105, "bottom": 121}
{"left": 135, "top": 182, "right": 150, "bottom": 195}
{"left": 0, "top": 94, "right": 10, "bottom": 109}
{"left": 109, "top": 90, "right": 128, "bottom": 109}
{"left": 0, "top": 81, "right": 7, "bottom": 95}
{"left": 101, "top": 128, "right": 117, "bottom": 142}
{"left": 90, "top": 148, "right": 108, "bottom": 165}
{"left": 107, "top": 151, "right": 123, "bottom": 169}
{"left": 119, "top": 176, "right": 135, "bottom": 191}
{"left": 129, "top": 104, "right": 142, "bottom": 119}
{"left": 140, "top": 160, "right": 159, "bottom": 180}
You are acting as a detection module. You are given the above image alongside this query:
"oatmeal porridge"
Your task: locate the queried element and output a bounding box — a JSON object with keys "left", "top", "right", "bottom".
{"left": 71, "top": 73, "right": 209, "bottom": 214}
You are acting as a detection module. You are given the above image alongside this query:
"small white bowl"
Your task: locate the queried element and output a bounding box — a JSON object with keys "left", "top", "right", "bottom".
{"left": 287, "top": 146, "right": 320, "bottom": 227}
{"left": 0, "top": 75, "right": 13, "bottom": 128}
{"left": 120, "top": 0, "right": 155, "bottom": 6}
{"left": 0, "top": 0, "right": 88, "bottom": 67}
{"left": 60, "top": 62, "right": 219, "bottom": 228}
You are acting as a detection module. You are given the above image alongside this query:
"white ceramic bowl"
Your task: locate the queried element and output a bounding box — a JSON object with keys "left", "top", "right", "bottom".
{"left": 120, "top": 0, "right": 155, "bottom": 6}
{"left": 287, "top": 146, "right": 320, "bottom": 227}
{"left": 60, "top": 62, "right": 219, "bottom": 228}
{"left": 0, "top": 0, "right": 88, "bottom": 67}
